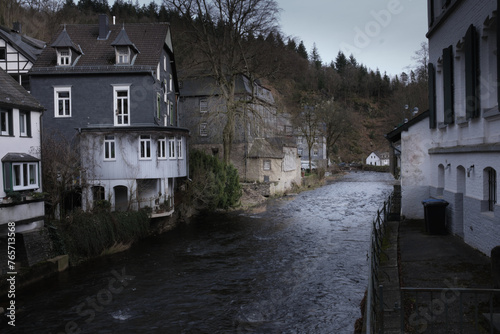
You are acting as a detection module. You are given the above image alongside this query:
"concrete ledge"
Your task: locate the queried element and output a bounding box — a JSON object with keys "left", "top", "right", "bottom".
{"left": 48, "top": 255, "right": 69, "bottom": 272}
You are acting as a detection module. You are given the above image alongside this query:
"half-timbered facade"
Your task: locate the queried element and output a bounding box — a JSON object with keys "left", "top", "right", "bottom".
{"left": 0, "top": 23, "right": 45, "bottom": 90}
{"left": 30, "top": 15, "right": 188, "bottom": 214}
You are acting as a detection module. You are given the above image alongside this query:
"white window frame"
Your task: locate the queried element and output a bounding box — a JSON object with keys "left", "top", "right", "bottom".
{"left": 12, "top": 162, "right": 39, "bottom": 191}
{"left": 139, "top": 135, "right": 151, "bottom": 160}
{"left": 116, "top": 46, "right": 130, "bottom": 65}
{"left": 163, "top": 55, "right": 167, "bottom": 71}
{"left": 199, "top": 122, "right": 208, "bottom": 136}
{"left": 263, "top": 159, "right": 271, "bottom": 171}
{"left": 57, "top": 48, "right": 71, "bottom": 66}
{"left": 157, "top": 137, "right": 167, "bottom": 159}
{"left": 19, "top": 111, "right": 29, "bottom": 137}
{"left": 200, "top": 99, "right": 208, "bottom": 113}
{"left": 54, "top": 86, "right": 72, "bottom": 118}
{"left": 1, "top": 109, "right": 10, "bottom": 135}
{"left": 169, "top": 74, "right": 173, "bottom": 92}
{"left": 113, "top": 85, "right": 130, "bottom": 126}
{"left": 177, "top": 138, "right": 183, "bottom": 159}
{"left": 168, "top": 138, "right": 176, "bottom": 159}
{"left": 104, "top": 135, "right": 116, "bottom": 161}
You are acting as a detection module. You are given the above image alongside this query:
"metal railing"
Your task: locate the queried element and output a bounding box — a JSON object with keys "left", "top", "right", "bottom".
{"left": 365, "top": 192, "right": 395, "bottom": 333}
{"left": 400, "top": 287, "right": 500, "bottom": 333}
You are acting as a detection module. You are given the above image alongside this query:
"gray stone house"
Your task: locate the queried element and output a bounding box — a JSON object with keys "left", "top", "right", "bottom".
{"left": 29, "top": 15, "right": 188, "bottom": 215}
{"left": 179, "top": 74, "right": 301, "bottom": 193}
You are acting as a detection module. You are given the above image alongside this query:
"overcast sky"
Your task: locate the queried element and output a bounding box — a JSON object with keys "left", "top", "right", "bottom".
{"left": 130, "top": 0, "right": 428, "bottom": 77}
{"left": 277, "top": 0, "right": 428, "bottom": 77}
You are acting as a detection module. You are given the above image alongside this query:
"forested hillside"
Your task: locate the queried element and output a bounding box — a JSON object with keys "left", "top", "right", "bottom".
{"left": 1, "top": 0, "right": 428, "bottom": 163}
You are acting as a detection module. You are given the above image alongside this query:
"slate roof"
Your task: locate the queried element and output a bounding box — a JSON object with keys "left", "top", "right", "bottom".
{"left": 0, "top": 25, "right": 46, "bottom": 63}
{"left": 0, "top": 68, "right": 44, "bottom": 111}
{"left": 180, "top": 74, "right": 275, "bottom": 104}
{"left": 248, "top": 137, "right": 296, "bottom": 159}
{"left": 32, "top": 22, "right": 171, "bottom": 72}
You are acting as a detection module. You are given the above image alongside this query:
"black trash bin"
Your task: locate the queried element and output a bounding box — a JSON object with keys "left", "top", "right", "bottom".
{"left": 421, "top": 198, "right": 449, "bottom": 234}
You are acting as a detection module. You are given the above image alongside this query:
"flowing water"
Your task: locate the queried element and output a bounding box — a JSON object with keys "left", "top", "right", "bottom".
{"left": 1, "top": 171, "right": 396, "bottom": 334}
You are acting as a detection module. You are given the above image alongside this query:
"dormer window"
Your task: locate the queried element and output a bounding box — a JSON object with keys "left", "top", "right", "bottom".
{"left": 111, "top": 26, "right": 139, "bottom": 66}
{"left": 57, "top": 48, "right": 71, "bottom": 66}
{"left": 51, "top": 26, "right": 81, "bottom": 67}
{"left": 116, "top": 46, "right": 130, "bottom": 65}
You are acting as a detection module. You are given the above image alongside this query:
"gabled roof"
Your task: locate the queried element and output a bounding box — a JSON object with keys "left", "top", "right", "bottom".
{"left": 32, "top": 21, "right": 171, "bottom": 72}
{"left": 0, "top": 24, "right": 45, "bottom": 63}
{"left": 0, "top": 68, "right": 44, "bottom": 111}
{"left": 180, "top": 74, "right": 275, "bottom": 104}
{"left": 385, "top": 109, "right": 430, "bottom": 143}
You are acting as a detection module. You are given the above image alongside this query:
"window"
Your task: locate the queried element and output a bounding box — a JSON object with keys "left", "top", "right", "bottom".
{"left": 169, "top": 74, "right": 173, "bottom": 92}
{"left": 54, "top": 87, "right": 71, "bottom": 117}
{"left": 177, "top": 138, "right": 183, "bottom": 159}
{"left": 12, "top": 162, "right": 39, "bottom": 191}
{"left": 19, "top": 111, "right": 30, "bottom": 137}
{"left": 263, "top": 160, "right": 271, "bottom": 171}
{"left": 313, "top": 147, "right": 318, "bottom": 156}
{"left": 168, "top": 138, "right": 176, "bottom": 159}
{"left": 157, "top": 137, "right": 167, "bottom": 159}
{"left": 200, "top": 122, "right": 208, "bottom": 136}
{"left": 57, "top": 48, "right": 71, "bottom": 66}
{"left": 200, "top": 99, "right": 208, "bottom": 113}
{"left": 114, "top": 85, "right": 130, "bottom": 126}
{"left": 139, "top": 135, "right": 151, "bottom": 159}
{"left": 298, "top": 148, "right": 303, "bottom": 155}
{"left": 169, "top": 101, "right": 174, "bottom": 125}
{"left": 157, "top": 93, "right": 161, "bottom": 119}
{"left": 0, "top": 47, "right": 5, "bottom": 60}
{"left": 297, "top": 136, "right": 303, "bottom": 144}
{"left": 116, "top": 46, "right": 130, "bottom": 64}
{"left": 1, "top": 109, "right": 11, "bottom": 135}
{"left": 104, "top": 135, "right": 115, "bottom": 160}
{"left": 163, "top": 55, "right": 167, "bottom": 71}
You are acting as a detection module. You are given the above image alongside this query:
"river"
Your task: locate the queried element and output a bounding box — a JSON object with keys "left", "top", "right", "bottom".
{"left": 1, "top": 171, "right": 396, "bottom": 334}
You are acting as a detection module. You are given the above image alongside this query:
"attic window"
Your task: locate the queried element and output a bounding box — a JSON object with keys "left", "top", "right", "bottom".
{"left": 116, "top": 46, "right": 130, "bottom": 65}
{"left": 57, "top": 48, "right": 71, "bottom": 66}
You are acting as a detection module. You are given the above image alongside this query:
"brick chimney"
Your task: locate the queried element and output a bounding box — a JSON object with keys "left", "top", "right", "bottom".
{"left": 98, "top": 14, "right": 109, "bottom": 40}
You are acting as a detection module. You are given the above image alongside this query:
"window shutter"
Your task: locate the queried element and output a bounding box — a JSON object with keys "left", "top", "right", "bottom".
{"left": 443, "top": 45, "right": 454, "bottom": 124}
{"left": 428, "top": 63, "right": 437, "bottom": 128}
{"left": 465, "top": 24, "right": 480, "bottom": 119}
{"left": 3, "top": 162, "right": 12, "bottom": 192}
{"left": 8, "top": 109, "right": 13, "bottom": 135}
{"left": 26, "top": 111, "right": 31, "bottom": 137}
{"left": 498, "top": 0, "right": 500, "bottom": 108}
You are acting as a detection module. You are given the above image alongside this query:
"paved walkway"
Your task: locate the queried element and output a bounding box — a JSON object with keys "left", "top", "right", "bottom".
{"left": 379, "top": 219, "right": 494, "bottom": 333}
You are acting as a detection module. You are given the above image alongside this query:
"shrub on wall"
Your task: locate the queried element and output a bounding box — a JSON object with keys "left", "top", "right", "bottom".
{"left": 188, "top": 149, "right": 242, "bottom": 210}
{"left": 53, "top": 210, "right": 149, "bottom": 262}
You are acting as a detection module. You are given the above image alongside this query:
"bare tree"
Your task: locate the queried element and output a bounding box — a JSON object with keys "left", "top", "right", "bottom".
{"left": 166, "top": 0, "right": 280, "bottom": 164}
{"left": 293, "top": 104, "right": 322, "bottom": 171}
{"left": 40, "top": 130, "right": 81, "bottom": 219}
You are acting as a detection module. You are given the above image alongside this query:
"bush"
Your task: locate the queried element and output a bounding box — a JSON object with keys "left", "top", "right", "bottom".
{"left": 188, "top": 149, "right": 242, "bottom": 210}
{"left": 54, "top": 210, "right": 150, "bottom": 262}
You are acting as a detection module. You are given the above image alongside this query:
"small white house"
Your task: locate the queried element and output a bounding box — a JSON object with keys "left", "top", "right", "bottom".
{"left": 0, "top": 68, "right": 45, "bottom": 234}
{"left": 366, "top": 151, "right": 390, "bottom": 166}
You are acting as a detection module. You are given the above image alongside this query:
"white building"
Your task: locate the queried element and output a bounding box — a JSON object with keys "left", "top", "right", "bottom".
{"left": 0, "top": 68, "right": 45, "bottom": 234}
{"left": 387, "top": 0, "right": 500, "bottom": 256}
{"left": 366, "top": 151, "right": 390, "bottom": 166}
